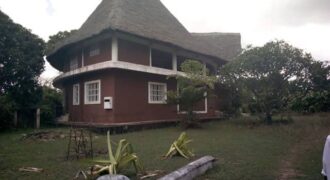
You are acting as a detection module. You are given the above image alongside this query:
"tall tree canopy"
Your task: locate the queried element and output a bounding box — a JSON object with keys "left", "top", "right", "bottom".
{"left": 45, "top": 30, "right": 77, "bottom": 54}
{"left": 219, "top": 40, "right": 315, "bottom": 123}
{"left": 289, "top": 60, "right": 330, "bottom": 112}
{"left": 0, "top": 10, "right": 45, "bottom": 128}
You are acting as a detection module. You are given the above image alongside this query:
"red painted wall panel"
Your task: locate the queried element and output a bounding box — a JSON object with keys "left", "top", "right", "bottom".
{"left": 64, "top": 70, "right": 115, "bottom": 123}
{"left": 64, "top": 69, "right": 217, "bottom": 124}
{"left": 118, "top": 39, "right": 150, "bottom": 66}
{"left": 84, "top": 39, "right": 112, "bottom": 66}
{"left": 113, "top": 70, "right": 178, "bottom": 123}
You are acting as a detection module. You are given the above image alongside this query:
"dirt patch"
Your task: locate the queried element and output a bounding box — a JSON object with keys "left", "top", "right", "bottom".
{"left": 20, "top": 131, "right": 66, "bottom": 141}
{"left": 277, "top": 119, "right": 330, "bottom": 180}
{"left": 277, "top": 144, "right": 306, "bottom": 180}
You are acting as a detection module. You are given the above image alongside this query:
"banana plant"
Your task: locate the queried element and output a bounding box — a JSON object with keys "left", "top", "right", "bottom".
{"left": 92, "top": 131, "right": 144, "bottom": 175}
{"left": 164, "top": 132, "right": 194, "bottom": 159}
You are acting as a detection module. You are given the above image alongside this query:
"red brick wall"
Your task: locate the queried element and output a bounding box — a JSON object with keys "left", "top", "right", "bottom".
{"left": 118, "top": 39, "right": 150, "bottom": 65}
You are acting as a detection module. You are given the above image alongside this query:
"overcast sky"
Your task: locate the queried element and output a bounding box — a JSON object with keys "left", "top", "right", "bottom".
{"left": 0, "top": 0, "right": 329, "bottom": 80}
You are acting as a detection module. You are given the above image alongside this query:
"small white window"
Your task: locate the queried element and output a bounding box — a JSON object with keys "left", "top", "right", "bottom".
{"left": 148, "top": 82, "right": 167, "bottom": 104}
{"left": 72, "top": 84, "right": 80, "bottom": 105}
{"left": 70, "top": 57, "right": 79, "bottom": 70}
{"left": 84, "top": 80, "right": 101, "bottom": 104}
{"left": 89, "top": 46, "right": 100, "bottom": 57}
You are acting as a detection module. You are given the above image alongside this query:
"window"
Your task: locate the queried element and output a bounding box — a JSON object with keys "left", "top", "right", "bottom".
{"left": 151, "top": 49, "right": 172, "bottom": 70}
{"left": 84, "top": 80, "right": 101, "bottom": 104}
{"left": 70, "top": 57, "right": 78, "bottom": 70}
{"left": 148, "top": 82, "right": 167, "bottom": 104}
{"left": 89, "top": 46, "right": 100, "bottom": 57}
{"left": 72, "top": 84, "right": 80, "bottom": 105}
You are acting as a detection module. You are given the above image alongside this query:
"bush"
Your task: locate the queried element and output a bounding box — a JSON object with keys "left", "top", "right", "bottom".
{"left": 39, "top": 86, "right": 63, "bottom": 125}
{"left": 0, "top": 95, "right": 14, "bottom": 130}
{"left": 215, "top": 82, "right": 240, "bottom": 115}
{"left": 290, "top": 90, "right": 330, "bottom": 113}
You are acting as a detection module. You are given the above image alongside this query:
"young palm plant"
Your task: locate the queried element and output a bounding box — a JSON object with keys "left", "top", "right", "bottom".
{"left": 164, "top": 132, "right": 194, "bottom": 159}
{"left": 92, "top": 131, "right": 144, "bottom": 176}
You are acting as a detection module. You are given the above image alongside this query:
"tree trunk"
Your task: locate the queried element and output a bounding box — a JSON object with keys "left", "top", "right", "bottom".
{"left": 265, "top": 111, "right": 272, "bottom": 125}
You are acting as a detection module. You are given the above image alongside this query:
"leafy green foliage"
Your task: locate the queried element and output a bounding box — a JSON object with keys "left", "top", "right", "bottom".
{"left": 39, "top": 86, "right": 63, "bottom": 125}
{"left": 289, "top": 60, "right": 330, "bottom": 112}
{"left": 0, "top": 95, "right": 15, "bottom": 130}
{"left": 92, "top": 131, "right": 145, "bottom": 176}
{"left": 0, "top": 10, "right": 45, "bottom": 128}
{"left": 167, "top": 60, "right": 216, "bottom": 126}
{"left": 219, "top": 40, "right": 314, "bottom": 123}
{"left": 215, "top": 81, "right": 241, "bottom": 116}
{"left": 45, "top": 30, "right": 77, "bottom": 54}
{"left": 164, "top": 132, "right": 194, "bottom": 159}
{"left": 290, "top": 90, "right": 330, "bottom": 113}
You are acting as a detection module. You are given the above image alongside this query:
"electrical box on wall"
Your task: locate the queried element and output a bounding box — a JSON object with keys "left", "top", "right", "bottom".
{"left": 104, "top": 97, "right": 113, "bottom": 110}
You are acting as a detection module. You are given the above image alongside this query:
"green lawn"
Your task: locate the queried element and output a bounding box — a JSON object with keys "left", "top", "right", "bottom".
{"left": 0, "top": 113, "right": 329, "bottom": 180}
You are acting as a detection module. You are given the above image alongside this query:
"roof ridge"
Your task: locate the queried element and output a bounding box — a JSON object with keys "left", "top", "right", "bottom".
{"left": 191, "top": 32, "right": 241, "bottom": 36}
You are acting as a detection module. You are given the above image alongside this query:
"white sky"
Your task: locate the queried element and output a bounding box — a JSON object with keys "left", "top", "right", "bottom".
{"left": 0, "top": 0, "right": 329, "bottom": 80}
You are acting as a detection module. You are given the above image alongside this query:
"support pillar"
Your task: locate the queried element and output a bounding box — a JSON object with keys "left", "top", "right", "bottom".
{"left": 172, "top": 53, "right": 177, "bottom": 71}
{"left": 111, "top": 34, "right": 118, "bottom": 62}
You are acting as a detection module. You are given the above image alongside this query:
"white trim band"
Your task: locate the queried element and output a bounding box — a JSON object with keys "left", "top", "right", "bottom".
{"left": 54, "top": 61, "right": 185, "bottom": 84}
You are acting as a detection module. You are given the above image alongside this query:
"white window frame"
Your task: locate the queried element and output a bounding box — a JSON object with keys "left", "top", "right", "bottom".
{"left": 148, "top": 82, "right": 167, "bottom": 104}
{"left": 72, "top": 84, "right": 80, "bottom": 105}
{"left": 70, "top": 57, "right": 79, "bottom": 71}
{"left": 89, "top": 46, "right": 100, "bottom": 57}
{"left": 84, "top": 80, "right": 101, "bottom": 105}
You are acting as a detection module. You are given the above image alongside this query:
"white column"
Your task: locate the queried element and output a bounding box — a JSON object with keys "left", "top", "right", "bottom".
{"left": 172, "top": 53, "right": 177, "bottom": 71}
{"left": 81, "top": 49, "right": 84, "bottom": 67}
{"left": 111, "top": 34, "right": 118, "bottom": 62}
{"left": 149, "top": 48, "right": 152, "bottom": 66}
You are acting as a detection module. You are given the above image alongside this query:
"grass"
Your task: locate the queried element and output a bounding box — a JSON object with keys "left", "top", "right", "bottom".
{"left": 0, "top": 113, "right": 329, "bottom": 180}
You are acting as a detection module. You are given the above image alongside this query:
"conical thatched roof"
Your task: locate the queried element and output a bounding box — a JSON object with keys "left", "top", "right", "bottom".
{"left": 47, "top": 0, "right": 241, "bottom": 62}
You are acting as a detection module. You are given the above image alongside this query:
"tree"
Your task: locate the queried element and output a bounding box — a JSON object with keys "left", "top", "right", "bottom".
{"left": 167, "top": 60, "right": 216, "bottom": 127}
{"left": 39, "top": 85, "right": 63, "bottom": 126}
{"left": 46, "top": 30, "right": 77, "bottom": 54}
{"left": 289, "top": 61, "right": 330, "bottom": 112}
{"left": 215, "top": 81, "right": 241, "bottom": 116}
{"left": 219, "top": 40, "right": 314, "bottom": 123}
{"left": 0, "top": 10, "right": 45, "bottom": 127}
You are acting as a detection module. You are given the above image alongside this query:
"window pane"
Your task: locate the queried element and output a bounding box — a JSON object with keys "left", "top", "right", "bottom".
{"left": 73, "top": 84, "right": 79, "bottom": 105}
{"left": 86, "top": 82, "right": 100, "bottom": 103}
{"left": 70, "top": 58, "right": 78, "bottom": 70}
{"left": 89, "top": 47, "right": 100, "bottom": 57}
{"left": 149, "top": 83, "right": 166, "bottom": 103}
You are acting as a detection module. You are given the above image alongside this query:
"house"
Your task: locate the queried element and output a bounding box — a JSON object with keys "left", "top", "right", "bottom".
{"left": 47, "top": 0, "right": 241, "bottom": 127}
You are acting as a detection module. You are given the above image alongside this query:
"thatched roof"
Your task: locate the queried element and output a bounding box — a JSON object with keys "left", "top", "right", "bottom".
{"left": 47, "top": 0, "right": 241, "bottom": 62}
{"left": 191, "top": 33, "right": 242, "bottom": 61}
